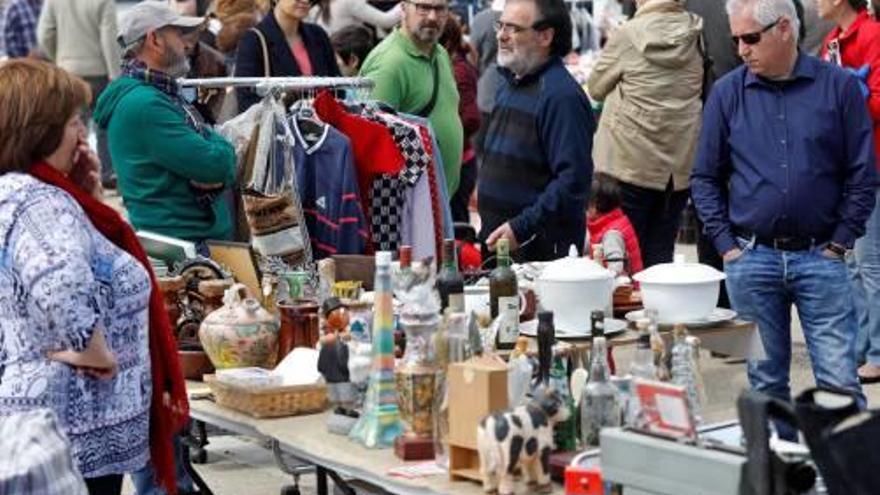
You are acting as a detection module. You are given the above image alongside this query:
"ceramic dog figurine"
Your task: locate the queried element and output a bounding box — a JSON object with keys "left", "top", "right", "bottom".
{"left": 477, "top": 387, "right": 570, "bottom": 495}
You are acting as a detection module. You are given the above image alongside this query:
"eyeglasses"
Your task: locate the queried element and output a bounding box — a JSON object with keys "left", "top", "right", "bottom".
{"left": 406, "top": 1, "right": 449, "bottom": 15}
{"left": 494, "top": 19, "right": 548, "bottom": 35}
{"left": 731, "top": 18, "right": 780, "bottom": 46}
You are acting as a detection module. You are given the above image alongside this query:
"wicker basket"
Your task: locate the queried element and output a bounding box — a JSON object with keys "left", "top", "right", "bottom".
{"left": 204, "top": 374, "right": 328, "bottom": 418}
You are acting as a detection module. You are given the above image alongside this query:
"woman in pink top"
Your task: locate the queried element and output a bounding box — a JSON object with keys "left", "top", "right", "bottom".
{"left": 234, "top": 0, "right": 341, "bottom": 111}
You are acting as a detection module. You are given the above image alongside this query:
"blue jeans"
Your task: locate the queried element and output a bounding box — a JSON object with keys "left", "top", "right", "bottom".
{"left": 130, "top": 435, "right": 194, "bottom": 495}
{"left": 724, "top": 238, "right": 866, "bottom": 410}
{"left": 850, "top": 189, "right": 880, "bottom": 366}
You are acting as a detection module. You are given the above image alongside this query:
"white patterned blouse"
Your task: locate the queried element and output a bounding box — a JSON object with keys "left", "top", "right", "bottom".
{"left": 0, "top": 173, "right": 152, "bottom": 478}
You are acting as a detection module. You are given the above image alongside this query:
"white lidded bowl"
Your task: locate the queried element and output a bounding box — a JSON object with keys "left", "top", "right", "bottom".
{"left": 535, "top": 246, "right": 614, "bottom": 333}
{"left": 633, "top": 254, "right": 726, "bottom": 323}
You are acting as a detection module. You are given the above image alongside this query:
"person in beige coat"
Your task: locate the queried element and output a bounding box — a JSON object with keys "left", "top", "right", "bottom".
{"left": 37, "top": 0, "right": 120, "bottom": 188}
{"left": 587, "top": 0, "right": 703, "bottom": 268}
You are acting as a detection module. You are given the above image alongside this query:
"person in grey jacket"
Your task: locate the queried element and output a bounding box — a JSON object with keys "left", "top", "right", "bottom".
{"left": 37, "top": 0, "right": 121, "bottom": 188}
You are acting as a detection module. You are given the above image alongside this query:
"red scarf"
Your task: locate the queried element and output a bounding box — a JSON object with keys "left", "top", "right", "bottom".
{"left": 30, "top": 162, "right": 189, "bottom": 494}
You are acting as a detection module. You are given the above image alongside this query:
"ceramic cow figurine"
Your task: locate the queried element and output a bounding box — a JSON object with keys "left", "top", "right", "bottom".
{"left": 477, "top": 387, "right": 570, "bottom": 495}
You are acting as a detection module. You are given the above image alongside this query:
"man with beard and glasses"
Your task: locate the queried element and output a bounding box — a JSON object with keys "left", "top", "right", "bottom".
{"left": 94, "top": 1, "right": 236, "bottom": 250}
{"left": 359, "top": 0, "right": 465, "bottom": 195}
{"left": 477, "top": 0, "right": 594, "bottom": 262}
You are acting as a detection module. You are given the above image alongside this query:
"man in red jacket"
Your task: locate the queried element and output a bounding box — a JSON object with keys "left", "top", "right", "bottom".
{"left": 817, "top": 0, "right": 880, "bottom": 383}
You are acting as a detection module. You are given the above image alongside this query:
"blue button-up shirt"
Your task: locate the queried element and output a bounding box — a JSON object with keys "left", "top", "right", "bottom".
{"left": 691, "top": 53, "right": 877, "bottom": 255}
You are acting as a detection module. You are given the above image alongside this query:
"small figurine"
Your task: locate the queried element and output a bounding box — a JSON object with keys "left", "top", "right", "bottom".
{"left": 477, "top": 387, "right": 570, "bottom": 495}
{"left": 317, "top": 297, "right": 357, "bottom": 421}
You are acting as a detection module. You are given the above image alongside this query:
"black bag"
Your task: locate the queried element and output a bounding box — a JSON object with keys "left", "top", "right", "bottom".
{"left": 696, "top": 32, "right": 715, "bottom": 104}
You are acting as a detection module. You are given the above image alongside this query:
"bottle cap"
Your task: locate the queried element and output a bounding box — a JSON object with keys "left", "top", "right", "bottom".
{"left": 399, "top": 245, "right": 412, "bottom": 267}
{"left": 376, "top": 251, "right": 392, "bottom": 266}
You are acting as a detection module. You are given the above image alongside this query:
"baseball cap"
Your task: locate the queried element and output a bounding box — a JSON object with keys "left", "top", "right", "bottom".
{"left": 118, "top": 1, "right": 205, "bottom": 51}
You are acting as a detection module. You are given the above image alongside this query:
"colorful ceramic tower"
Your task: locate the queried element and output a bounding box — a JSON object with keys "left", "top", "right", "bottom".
{"left": 349, "top": 251, "right": 404, "bottom": 447}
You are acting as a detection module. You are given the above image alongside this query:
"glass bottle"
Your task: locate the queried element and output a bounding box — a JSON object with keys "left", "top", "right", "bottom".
{"left": 393, "top": 245, "right": 414, "bottom": 298}
{"left": 671, "top": 324, "right": 705, "bottom": 424}
{"left": 646, "top": 309, "right": 670, "bottom": 381}
{"left": 550, "top": 350, "right": 578, "bottom": 452}
{"left": 490, "top": 238, "right": 519, "bottom": 350}
{"left": 536, "top": 311, "right": 555, "bottom": 387}
{"left": 580, "top": 336, "right": 621, "bottom": 448}
{"left": 508, "top": 337, "right": 534, "bottom": 408}
{"left": 436, "top": 239, "right": 464, "bottom": 313}
{"left": 433, "top": 312, "right": 469, "bottom": 469}
{"left": 629, "top": 319, "right": 656, "bottom": 380}
{"left": 588, "top": 310, "right": 605, "bottom": 375}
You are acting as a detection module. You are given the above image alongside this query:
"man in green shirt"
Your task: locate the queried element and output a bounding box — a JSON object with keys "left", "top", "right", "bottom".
{"left": 94, "top": 1, "right": 236, "bottom": 244}
{"left": 359, "top": 0, "right": 464, "bottom": 195}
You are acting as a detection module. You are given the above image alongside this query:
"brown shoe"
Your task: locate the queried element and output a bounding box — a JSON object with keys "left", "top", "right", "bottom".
{"left": 858, "top": 363, "right": 880, "bottom": 384}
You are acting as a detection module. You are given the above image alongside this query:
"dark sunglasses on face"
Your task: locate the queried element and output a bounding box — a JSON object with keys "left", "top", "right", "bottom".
{"left": 731, "top": 18, "right": 780, "bottom": 46}
{"left": 406, "top": 1, "right": 449, "bottom": 15}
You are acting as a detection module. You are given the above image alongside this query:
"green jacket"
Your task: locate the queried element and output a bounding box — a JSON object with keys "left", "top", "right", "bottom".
{"left": 360, "top": 29, "right": 464, "bottom": 195}
{"left": 94, "top": 77, "right": 236, "bottom": 242}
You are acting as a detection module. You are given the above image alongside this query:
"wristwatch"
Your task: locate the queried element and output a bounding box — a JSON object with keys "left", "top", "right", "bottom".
{"left": 826, "top": 242, "right": 847, "bottom": 257}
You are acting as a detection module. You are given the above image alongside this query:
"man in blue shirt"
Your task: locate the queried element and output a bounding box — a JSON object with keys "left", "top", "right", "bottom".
{"left": 691, "top": 0, "right": 876, "bottom": 411}
{"left": 478, "top": 0, "right": 594, "bottom": 262}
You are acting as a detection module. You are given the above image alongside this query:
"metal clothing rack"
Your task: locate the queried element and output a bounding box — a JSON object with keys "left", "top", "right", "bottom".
{"left": 177, "top": 76, "right": 374, "bottom": 92}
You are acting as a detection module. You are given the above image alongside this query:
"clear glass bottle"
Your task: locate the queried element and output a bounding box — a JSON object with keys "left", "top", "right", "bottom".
{"left": 588, "top": 310, "right": 605, "bottom": 376}
{"left": 629, "top": 319, "right": 656, "bottom": 380}
{"left": 433, "top": 312, "right": 469, "bottom": 469}
{"left": 671, "top": 324, "right": 705, "bottom": 424}
{"left": 646, "top": 309, "right": 670, "bottom": 381}
{"left": 579, "top": 336, "right": 621, "bottom": 448}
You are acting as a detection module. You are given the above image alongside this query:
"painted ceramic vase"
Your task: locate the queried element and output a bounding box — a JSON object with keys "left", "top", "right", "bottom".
{"left": 199, "top": 283, "right": 280, "bottom": 369}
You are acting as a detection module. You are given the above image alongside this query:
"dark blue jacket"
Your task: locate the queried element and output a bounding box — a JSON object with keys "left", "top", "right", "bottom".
{"left": 478, "top": 57, "right": 595, "bottom": 262}
{"left": 233, "top": 11, "right": 340, "bottom": 111}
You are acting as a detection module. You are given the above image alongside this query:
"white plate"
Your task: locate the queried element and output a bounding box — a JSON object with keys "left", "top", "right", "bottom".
{"left": 624, "top": 308, "right": 738, "bottom": 329}
{"left": 519, "top": 318, "right": 628, "bottom": 339}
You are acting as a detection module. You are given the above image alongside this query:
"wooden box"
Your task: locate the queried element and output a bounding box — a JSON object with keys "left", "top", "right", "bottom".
{"left": 447, "top": 357, "right": 509, "bottom": 481}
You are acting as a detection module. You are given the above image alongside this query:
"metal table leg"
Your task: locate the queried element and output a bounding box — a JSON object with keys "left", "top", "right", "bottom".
{"left": 181, "top": 421, "right": 214, "bottom": 495}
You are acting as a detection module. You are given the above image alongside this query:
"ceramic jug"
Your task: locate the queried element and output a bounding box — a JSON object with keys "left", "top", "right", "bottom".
{"left": 198, "top": 283, "right": 280, "bottom": 369}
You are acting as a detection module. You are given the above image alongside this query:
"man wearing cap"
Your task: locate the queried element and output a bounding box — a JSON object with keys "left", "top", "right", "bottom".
{"left": 94, "top": 0, "right": 236, "bottom": 247}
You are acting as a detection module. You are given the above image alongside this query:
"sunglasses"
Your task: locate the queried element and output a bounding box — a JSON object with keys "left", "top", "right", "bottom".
{"left": 731, "top": 18, "right": 780, "bottom": 46}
